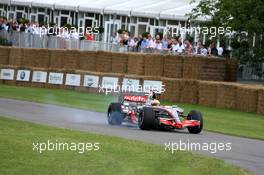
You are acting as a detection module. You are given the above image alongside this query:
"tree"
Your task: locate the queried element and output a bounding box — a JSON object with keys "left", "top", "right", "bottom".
{"left": 189, "top": 0, "right": 264, "bottom": 78}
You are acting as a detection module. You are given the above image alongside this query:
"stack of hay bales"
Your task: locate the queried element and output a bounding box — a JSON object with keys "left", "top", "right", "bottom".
{"left": 144, "top": 54, "right": 164, "bottom": 76}
{"left": 127, "top": 52, "right": 145, "bottom": 75}
{"left": 163, "top": 55, "right": 183, "bottom": 78}
{"left": 179, "top": 79, "right": 198, "bottom": 104}
{"left": 236, "top": 85, "right": 258, "bottom": 113}
{"left": 34, "top": 49, "right": 50, "bottom": 68}
{"left": 79, "top": 50, "right": 97, "bottom": 71}
{"left": 9, "top": 47, "right": 23, "bottom": 66}
{"left": 225, "top": 59, "right": 238, "bottom": 81}
{"left": 22, "top": 48, "right": 36, "bottom": 67}
{"left": 199, "top": 58, "right": 226, "bottom": 81}
{"left": 111, "top": 52, "right": 128, "bottom": 73}
{"left": 198, "top": 81, "right": 218, "bottom": 107}
{"left": 182, "top": 56, "right": 201, "bottom": 79}
{"left": 216, "top": 82, "right": 238, "bottom": 109}
{"left": 257, "top": 88, "right": 264, "bottom": 115}
{"left": 95, "top": 51, "right": 112, "bottom": 72}
{"left": 63, "top": 50, "right": 80, "bottom": 70}
{"left": 161, "top": 78, "right": 181, "bottom": 102}
{"left": 0, "top": 46, "right": 10, "bottom": 65}
{"left": 49, "top": 49, "right": 65, "bottom": 69}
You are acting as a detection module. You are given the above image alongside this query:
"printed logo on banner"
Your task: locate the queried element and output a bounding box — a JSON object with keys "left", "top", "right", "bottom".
{"left": 0, "top": 69, "right": 15, "bottom": 80}
{"left": 32, "top": 71, "right": 47, "bottom": 83}
{"left": 16, "top": 70, "right": 31, "bottom": 82}
{"left": 122, "top": 78, "right": 140, "bottom": 92}
{"left": 48, "top": 72, "right": 64, "bottom": 85}
{"left": 83, "top": 75, "right": 99, "bottom": 88}
{"left": 143, "top": 80, "right": 165, "bottom": 93}
{"left": 65, "top": 74, "right": 81, "bottom": 86}
{"left": 102, "top": 77, "right": 119, "bottom": 90}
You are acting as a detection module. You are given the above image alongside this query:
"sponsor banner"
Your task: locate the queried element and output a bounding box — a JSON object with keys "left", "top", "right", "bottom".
{"left": 16, "top": 70, "right": 31, "bottom": 82}
{"left": 65, "top": 74, "right": 81, "bottom": 86}
{"left": 0, "top": 69, "right": 15, "bottom": 80}
{"left": 102, "top": 77, "right": 119, "bottom": 90}
{"left": 48, "top": 72, "right": 64, "bottom": 85}
{"left": 122, "top": 78, "right": 140, "bottom": 92}
{"left": 32, "top": 71, "right": 47, "bottom": 83}
{"left": 143, "top": 80, "right": 164, "bottom": 93}
{"left": 83, "top": 75, "right": 99, "bottom": 88}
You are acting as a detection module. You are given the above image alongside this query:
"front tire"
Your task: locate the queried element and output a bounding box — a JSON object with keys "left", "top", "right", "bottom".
{"left": 187, "top": 110, "right": 203, "bottom": 134}
{"left": 107, "top": 103, "right": 123, "bottom": 125}
{"left": 138, "top": 107, "right": 155, "bottom": 130}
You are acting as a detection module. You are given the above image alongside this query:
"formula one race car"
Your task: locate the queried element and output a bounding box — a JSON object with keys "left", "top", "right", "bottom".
{"left": 107, "top": 92, "right": 203, "bottom": 134}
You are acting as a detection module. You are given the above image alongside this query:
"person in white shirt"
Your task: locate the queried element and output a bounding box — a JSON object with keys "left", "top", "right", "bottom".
{"left": 147, "top": 34, "right": 155, "bottom": 49}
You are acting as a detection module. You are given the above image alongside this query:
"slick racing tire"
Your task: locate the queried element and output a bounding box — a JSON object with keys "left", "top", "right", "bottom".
{"left": 138, "top": 107, "right": 155, "bottom": 130}
{"left": 187, "top": 110, "right": 203, "bottom": 134}
{"left": 107, "top": 103, "right": 124, "bottom": 125}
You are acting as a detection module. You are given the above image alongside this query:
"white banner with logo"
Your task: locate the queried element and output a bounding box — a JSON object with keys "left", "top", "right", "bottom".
{"left": 0, "top": 69, "right": 15, "bottom": 80}
{"left": 122, "top": 78, "right": 140, "bottom": 92}
{"left": 16, "top": 70, "right": 31, "bottom": 82}
{"left": 143, "top": 80, "right": 164, "bottom": 93}
{"left": 102, "top": 77, "right": 119, "bottom": 90}
{"left": 32, "top": 71, "right": 47, "bottom": 83}
{"left": 65, "top": 74, "right": 81, "bottom": 86}
{"left": 83, "top": 75, "right": 99, "bottom": 88}
{"left": 48, "top": 72, "right": 64, "bottom": 85}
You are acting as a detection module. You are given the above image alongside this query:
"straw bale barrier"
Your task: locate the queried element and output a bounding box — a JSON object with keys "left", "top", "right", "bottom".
{"left": 127, "top": 52, "right": 145, "bottom": 75}
{"left": 9, "top": 47, "right": 23, "bottom": 66}
{"left": 49, "top": 49, "right": 65, "bottom": 69}
{"left": 163, "top": 55, "right": 183, "bottom": 78}
{"left": 0, "top": 46, "right": 10, "bottom": 65}
{"left": 95, "top": 51, "right": 112, "bottom": 72}
{"left": 257, "top": 88, "right": 264, "bottom": 115}
{"left": 79, "top": 50, "right": 97, "bottom": 71}
{"left": 144, "top": 54, "right": 164, "bottom": 76}
{"left": 216, "top": 82, "right": 238, "bottom": 109}
{"left": 111, "top": 52, "right": 128, "bottom": 73}
{"left": 63, "top": 50, "right": 80, "bottom": 69}
{"left": 198, "top": 81, "right": 218, "bottom": 107}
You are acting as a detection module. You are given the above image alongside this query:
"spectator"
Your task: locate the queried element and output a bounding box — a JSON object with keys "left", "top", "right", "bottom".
{"left": 140, "top": 36, "right": 148, "bottom": 49}
{"left": 110, "top": 32, "right": 119, "bottom": 44}
{"left": 184, "top": 40, "right": 193, "bottom": 54}
{"left": 209, "top": 42, "right": 218, "bottom": 56}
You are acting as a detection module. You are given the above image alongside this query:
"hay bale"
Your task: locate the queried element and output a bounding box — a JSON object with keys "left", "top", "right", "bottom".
{"left": 225, "top": 59, "right": 238, "bottom": 82}
{"left": 22, "top": 48, "right": 36, "bottom": 67}
{"left": 161, "top": 78, "right": 181, "bottom": 102}
{"left": 144, "top": 54, "right": 164, "bottom": 76}
{"left": 34, "top": 49, "right": 50, "bottom": 68}
{"left": 182, "top": 56, "right": 201, "bottom": 79}
{"left": 9, "top": 47, "right": 23, "bottom": 66}
{"left": 111, "top": 52, "right": 128, "bottom": 73}
{"left": 0, "top": 46, "right": 10, "bottom": 65}
{"left": 257, "top": 89, "right": 264, "bottom": 115}
{"left": 127, "top": 53, "right": 145, "bottom": 75}
{"left": 49, "top": 49, "right": 65, "bottom": 69}
{"left": 236, "top": 85, "right": 258, "bottom": 113}
{"left": 79, "top": 51, "right": 97, "bottom": 71}
{"left": 63, "top": 50, "right": 80, "bottom": 70}
{"left": 198, "top": 81, "right": 218, "bottom": 107}
{"left": 199, "top": 58, "right": 226, "bottom": 81}
{"left": 95, "top": 51, "right": 112, "bottom": 72}
{"left": 216, "top": 83, "right": 238, "bottom": 109}
{"left": 179, "top": 79, "right": 198, "bottom": 104}
{"left": 163, "top": 55, "right": 183, "bottom": 78}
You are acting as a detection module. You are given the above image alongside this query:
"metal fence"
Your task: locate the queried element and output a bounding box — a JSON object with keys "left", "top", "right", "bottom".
{"left": 1, "top": 30, "right": 264, "bottom": 81}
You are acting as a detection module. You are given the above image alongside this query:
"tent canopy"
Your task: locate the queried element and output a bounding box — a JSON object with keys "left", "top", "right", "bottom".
{"left": 4, "top": 0, "right": 206, "bottom": 20}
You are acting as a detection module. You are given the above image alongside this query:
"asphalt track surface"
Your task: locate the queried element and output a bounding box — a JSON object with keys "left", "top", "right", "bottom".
{"left": 0, "top": 97, "right": 263, "bottom": 175}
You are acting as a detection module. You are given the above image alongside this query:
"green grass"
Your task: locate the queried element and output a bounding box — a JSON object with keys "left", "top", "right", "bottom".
{"left": 0, "top": 117, "right": 250, "bottom": 175}
{"left": 0, "top": 84, "right": 263, "bottom": 140}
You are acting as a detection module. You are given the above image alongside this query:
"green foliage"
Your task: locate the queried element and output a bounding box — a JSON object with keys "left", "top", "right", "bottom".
{"left": 189, "top": 0, "right": 264, "bottom": 77}
{"left": 142, "top": 32, "right": 149, "bottom": 38}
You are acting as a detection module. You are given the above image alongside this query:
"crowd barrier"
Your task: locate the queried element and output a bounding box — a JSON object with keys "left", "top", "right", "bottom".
{"left": 0, "top": 46, "right": 237, "bottom": 82}
{"left": 0, "top": 64, "right": 263, "bottom": 115}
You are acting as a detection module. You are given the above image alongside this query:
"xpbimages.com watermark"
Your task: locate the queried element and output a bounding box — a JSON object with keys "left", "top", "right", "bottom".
{"left": 32, "top": 140, "right": 100, "bottom": 154}
{"left": 164, "top": 140, "right": 232, "bottom": 154}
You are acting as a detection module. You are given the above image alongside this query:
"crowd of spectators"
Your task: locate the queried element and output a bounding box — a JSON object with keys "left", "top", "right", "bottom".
{"left": 110, "top": 31, "right": 226, "bottom": 56}
{"left": 1, "top": 16, "right": 227, "bottom": 56}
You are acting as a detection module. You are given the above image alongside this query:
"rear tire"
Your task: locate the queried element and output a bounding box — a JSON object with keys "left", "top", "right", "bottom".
{"left": 107, "top": 103, "right": 123, "bottom": 125}
{"left": 187, "top": 110, "right": 203, "bottom": 134}
{"left": 138, "top": 107, "right": 155, "bottom": 130}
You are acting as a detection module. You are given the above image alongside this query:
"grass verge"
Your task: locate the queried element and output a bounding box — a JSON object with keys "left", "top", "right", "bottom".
{"left": 0, "top": 84, "right": 263, "bottom": 140}
{"left": 0, "top": 116, "right": 250, "bottom": 175}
